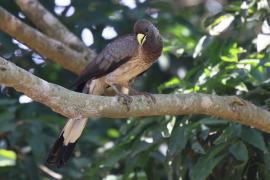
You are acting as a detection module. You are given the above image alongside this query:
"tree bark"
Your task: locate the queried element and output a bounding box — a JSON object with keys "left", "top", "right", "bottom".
{"left": 1, "top": 56, "right": 270, "bottom": 133}
{"left": 0, "top": 7, "right": 88, "bottom": 74}
{"left": 15, "top": 0, "right": 95, "bottom": 60}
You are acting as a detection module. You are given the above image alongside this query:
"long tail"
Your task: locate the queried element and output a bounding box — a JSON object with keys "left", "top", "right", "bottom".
{"left": 45, "top": 118, "right": 88, "bottom": 168}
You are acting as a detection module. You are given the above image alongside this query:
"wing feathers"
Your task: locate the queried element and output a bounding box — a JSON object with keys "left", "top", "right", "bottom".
{"left": 72, "top": 34, "right": 138, "bottom": 91}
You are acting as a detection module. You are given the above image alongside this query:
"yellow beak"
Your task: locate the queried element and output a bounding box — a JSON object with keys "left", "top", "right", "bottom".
{"left": 137, "top": 33, "right": 146, "bottom": 45}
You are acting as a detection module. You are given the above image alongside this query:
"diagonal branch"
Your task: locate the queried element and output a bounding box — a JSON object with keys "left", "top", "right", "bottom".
{"left": 0, "top": 6, "right": 87, "bottom": 74}
{"left": 1, "top": 56, "right": 270, "bottom": 133}
{"left": 15, "top": 0, "right": 95, "bottom": 60}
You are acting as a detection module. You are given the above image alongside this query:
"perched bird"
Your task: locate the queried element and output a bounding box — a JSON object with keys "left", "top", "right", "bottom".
{"left": 46, "top": 19, "right": 163, "bottom": 167}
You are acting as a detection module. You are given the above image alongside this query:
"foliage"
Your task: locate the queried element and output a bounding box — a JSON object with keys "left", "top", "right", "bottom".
{"left": 0, "top": 0, "right": 270, "bottom": 179}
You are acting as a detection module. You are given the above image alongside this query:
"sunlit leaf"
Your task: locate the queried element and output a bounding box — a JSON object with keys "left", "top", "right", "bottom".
{"left": 257, "top": 0, "right": 269, "bottom": 10}
{"left": 235, "top": 82, "right": 248, "bottom": 92}
{"left": 193, "top": 35, "right": 209, "bottom": 58}
{"left": 239, "top": 59, "right": 260, "bottom": 65}
{"left": 257, "top": 34, "right": 270, "bottom": 52}
{"left": 161, "top": 116, "right": 176, "bottom": 138}
{"left": 107, "top": 128, "right": 120, "bottom": 138}
{"left": 161, "top": 77, "right": 180, "bottom": 89}
{"left": 0, "top": 149, "right": 16, "bottom": 167}
{"left": 207, "top": 14, "right": 235, "bottom": 36}
{"left": 220, "top": 43, "right": 246, "bottom": 62}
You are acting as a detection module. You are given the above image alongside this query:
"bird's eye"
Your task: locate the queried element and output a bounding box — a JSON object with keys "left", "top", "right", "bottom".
{"left": 144, "top": 28, "right": 149, "bottom": 33}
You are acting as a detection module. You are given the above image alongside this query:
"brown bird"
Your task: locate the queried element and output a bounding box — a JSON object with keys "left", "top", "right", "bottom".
{"left": 46, "top": 19, "right": 163, "bottom": 167}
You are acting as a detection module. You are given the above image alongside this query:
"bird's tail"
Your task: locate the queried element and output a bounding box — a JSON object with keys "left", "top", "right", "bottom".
{"left": 45, "top": 118, "right": 88, "bottom": 168}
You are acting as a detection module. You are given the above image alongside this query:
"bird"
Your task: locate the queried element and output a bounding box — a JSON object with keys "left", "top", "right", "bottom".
{"left": 45, "top": 19, "right": 163, "bottom": 167}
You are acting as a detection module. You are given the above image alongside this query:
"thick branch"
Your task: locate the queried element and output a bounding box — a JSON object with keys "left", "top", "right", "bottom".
{"left": 15, "top": 0, "right": 95, "bottom": 60}
{"left": 1, "top": 57, "right": 270, "bottom": 133}
{"left": 0, "top": 7, "right": 87, "bottom": 74}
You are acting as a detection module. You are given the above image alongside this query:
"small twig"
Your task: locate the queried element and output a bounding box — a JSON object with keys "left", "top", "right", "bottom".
{"left": 39, "top": 164, "right": 63, "bottom": 179}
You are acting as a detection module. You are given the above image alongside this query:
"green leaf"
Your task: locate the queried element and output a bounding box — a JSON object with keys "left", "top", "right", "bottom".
{"left": 72, "top": 157, "right": 91, "bottom": 168}
{"left": 190, "top": 143, "right": 228, "bottom": 180}
{"left": 207, "top": 13, "right": 235, "bottom": 36}
{"left": 0, "top": 149, "right": 16, "bottom": 167}
{"left": 163, "top": 77, "right": 180, "bottom": 88}
{"left": 0, "top": 99, "right": 16, "bottom": 106}
{"left": 100, "top": 144, "right": 131, "bottom": 169}
{"left": 199, "top": 117, "right": 228, "bottom": 126}
{"left": 123, "top": 152, "right": 150, "bottom": 179}
{"left": 265, "top": 152, "right": 270, "bottom": 166}
{"left": 167, "top": 126, "right": 187, "bottom": 158}
{"left": 158, "top": 77, "right": 181, "bottom": 92}
{"left": 240, "top": 128, "right": 267, "bottom": 153}
{"left": 214, "top": 124, "right": 241, "bottom": 145}
{"left": 220, "top": 43, "right": 246, "bottom": 62}
{"left": 0, "top": 122, "right": 15, "bottom": 133}
{"left": 107, "top": 128, "right": 120, "bottom": 138}
{"left": 130, "top": 141, "right": 153, "bottom": 157}
{"left": 161, "top": 116, "right": 176, "bottom": 138}
{"left": 190, "top": 154, "right": 226, "bottom": 180}
{"left": 193, "top": 35, "right": 209, "bottom": 58}
{"left": 121, "top": 118, "right": 157, "bottom": 143}
{"left": 229, "top": 141, "right": 248, "bottom": 161}
{"left": 0, "top": 111, "right": 15, "bottom": 133}
{"left": 0, "top": 111, "right": 15, "bottom": 121}
{"left": 239, "top": 59, "right": 260, "bottom": 65}
{"left": 191, "top": 141, "right": 205, "bottom": 154}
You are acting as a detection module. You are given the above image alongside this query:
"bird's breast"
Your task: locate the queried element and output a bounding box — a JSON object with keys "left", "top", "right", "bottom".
{"left": 105, "top": 52, "right": 152, "bottom": 85}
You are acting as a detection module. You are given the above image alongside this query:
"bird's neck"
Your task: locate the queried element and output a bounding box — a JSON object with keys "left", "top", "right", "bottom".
{"left": 143, "top": 34, "right": 162, "bottom": 59}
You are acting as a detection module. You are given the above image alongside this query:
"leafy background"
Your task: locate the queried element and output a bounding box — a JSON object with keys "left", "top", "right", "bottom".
{"left": 0, "top": 0, "right": 270, "bottom": 179}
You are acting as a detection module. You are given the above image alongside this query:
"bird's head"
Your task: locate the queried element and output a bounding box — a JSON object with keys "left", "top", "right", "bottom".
{"left": 134, "top": 19, "right": 159, "bottom": 46}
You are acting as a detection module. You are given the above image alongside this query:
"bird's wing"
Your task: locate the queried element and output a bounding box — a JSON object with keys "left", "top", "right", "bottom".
{"left": 72, "top": 35, "right": 138, "bottom": 90}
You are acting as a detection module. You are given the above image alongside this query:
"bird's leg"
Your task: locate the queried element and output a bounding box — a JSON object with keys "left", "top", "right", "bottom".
{"left": 128, "top": 84, "right": 156, "bottom": 103}
{"left": 110, "top": 84, "right": 133, "bottom": 110}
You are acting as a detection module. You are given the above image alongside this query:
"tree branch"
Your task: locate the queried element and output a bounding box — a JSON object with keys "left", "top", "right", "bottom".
{"left": 0, "top": 7, "right": 87, "bottom": 74}
{"left": 1, "top": 56, "right": 270, "bottom": 133}
{"left": 15, "top": 0, "right": 95, "bottom": 60}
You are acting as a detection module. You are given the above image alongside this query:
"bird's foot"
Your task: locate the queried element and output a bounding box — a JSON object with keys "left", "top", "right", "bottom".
{"left": 116, "top": 93, "right": 133, "bottom": 111}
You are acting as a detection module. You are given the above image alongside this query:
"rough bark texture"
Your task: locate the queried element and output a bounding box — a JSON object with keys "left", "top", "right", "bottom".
{"left": 15, "top": 0, "right": 95, "bottom": 60}
{"left": 0, "top": 7, "right": 87, "bottom": 74}
{"left": 1, "top": 57, "right": 270, "bottom": 133}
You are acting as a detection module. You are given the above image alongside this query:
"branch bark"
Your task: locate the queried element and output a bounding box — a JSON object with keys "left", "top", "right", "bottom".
{"left": 1, "top": 56, "right": 270, "bottom": 133}
{"left": 15, "top": 0, "right": 95, "bottom": 61}
{"left": 0, "top": 7, "right": 88, "bottom": 74}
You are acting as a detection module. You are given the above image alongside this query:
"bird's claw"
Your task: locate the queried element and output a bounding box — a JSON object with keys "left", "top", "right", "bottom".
{"left": 117, "top": 93, "right": 133, "bottom": 111}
